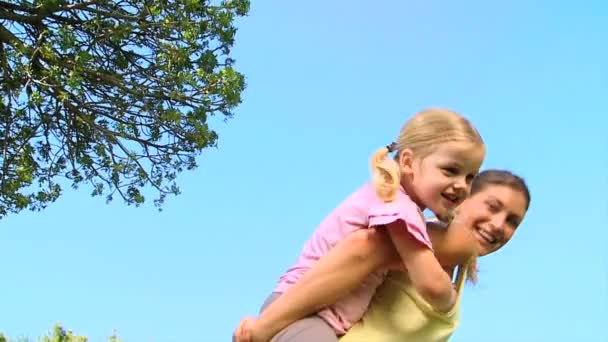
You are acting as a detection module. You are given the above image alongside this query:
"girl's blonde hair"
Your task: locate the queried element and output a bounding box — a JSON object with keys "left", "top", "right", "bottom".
{"left": 370, "top": 108, "right": 483, "bottom": 202}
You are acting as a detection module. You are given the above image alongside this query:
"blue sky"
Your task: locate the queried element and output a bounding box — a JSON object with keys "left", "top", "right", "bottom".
{"left": 1, "top": 1, "right": 607, "bottom": 341}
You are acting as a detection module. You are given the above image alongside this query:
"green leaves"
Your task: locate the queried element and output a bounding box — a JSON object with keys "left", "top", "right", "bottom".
{"left": 0, "top": 323, "right": 120, "bottom": 342}
{"left": 0, "top": 0, "right": 249, "bottom": 217}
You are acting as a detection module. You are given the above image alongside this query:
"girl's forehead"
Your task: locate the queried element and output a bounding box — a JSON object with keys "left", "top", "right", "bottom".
{"left": 424, "top": 142, "right": 485, "bottom": 167}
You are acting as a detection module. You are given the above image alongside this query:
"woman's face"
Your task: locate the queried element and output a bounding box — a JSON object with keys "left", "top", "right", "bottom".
{"left": 453, "top": 184, "right": 528, "bottom": 256}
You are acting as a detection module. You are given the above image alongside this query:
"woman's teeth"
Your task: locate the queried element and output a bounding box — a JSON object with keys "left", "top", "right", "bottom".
{"left": 476, "top": 227, "right": 496, "bottom": 244}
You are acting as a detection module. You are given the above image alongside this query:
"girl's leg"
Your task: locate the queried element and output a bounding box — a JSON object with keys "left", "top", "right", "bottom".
{"left": 260, "top": 293, "right": 337, "bottom": 342}
{"left": 270, "top": 316, "right": 337, "bottom": 342}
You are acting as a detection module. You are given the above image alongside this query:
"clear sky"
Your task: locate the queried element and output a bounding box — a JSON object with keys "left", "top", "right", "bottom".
{"left": 1, "top": 1, "right": 606, "bottom": 341}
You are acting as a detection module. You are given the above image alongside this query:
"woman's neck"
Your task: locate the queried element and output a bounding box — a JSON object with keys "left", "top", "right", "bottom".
{"left": 427, "top": 223, "right": 472, "bottom": 270}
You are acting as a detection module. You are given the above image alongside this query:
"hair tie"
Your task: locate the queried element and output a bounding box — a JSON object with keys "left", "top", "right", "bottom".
{"left": 386, "top": 142, "right": 397, "bottom": 153}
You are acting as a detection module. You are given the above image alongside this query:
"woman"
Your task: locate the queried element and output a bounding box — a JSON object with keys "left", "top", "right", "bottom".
{"left": 340, "top": 169, "right": 530, "bottom": 341}
{"left": 235, "top": 169, "right": 530, "bottom": 341}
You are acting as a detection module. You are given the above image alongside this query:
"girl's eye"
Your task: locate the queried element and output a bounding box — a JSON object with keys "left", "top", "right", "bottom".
{"left": 443, "top": 167, "right": 459, "bottom": 175}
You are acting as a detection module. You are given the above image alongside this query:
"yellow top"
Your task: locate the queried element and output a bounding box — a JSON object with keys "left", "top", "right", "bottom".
{"left": 340, "top": 267, "right": 467, "bottom": 342}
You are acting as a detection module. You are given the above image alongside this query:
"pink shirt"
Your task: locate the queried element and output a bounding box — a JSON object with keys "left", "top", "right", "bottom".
{"left": 274, "top": 183, "right": 432, "bottom": 334}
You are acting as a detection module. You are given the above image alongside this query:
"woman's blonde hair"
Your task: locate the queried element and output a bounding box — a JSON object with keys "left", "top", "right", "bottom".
{"left": 465, "top": 255, "right": 478, "bottom": 284}
{"left": 370, "top": 108, "right": 483, "bottom": 202}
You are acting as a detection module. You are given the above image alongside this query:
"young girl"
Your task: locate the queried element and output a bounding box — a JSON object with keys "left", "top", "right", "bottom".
{"left": 234, "top": 108, "right": 486, "bottom": 342}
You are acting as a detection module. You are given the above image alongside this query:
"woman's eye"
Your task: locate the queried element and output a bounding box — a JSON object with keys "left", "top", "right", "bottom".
{"left": 507, "top": 216, "right": 520, "bottom": 228}
{"left": 486, "top": 201, "right": 500, "bottom": 212}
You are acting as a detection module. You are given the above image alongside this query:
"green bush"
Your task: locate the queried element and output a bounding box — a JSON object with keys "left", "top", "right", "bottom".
{"left": 0, "top": 324, "right": 120, "bottom": 342}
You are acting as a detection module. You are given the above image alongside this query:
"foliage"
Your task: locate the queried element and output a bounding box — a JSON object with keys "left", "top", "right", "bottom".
{"left": 0, "top": 0, "right": 249, "bottom": 217}
{"left": 0, "top": 323, "right": 121, "bottom": 342}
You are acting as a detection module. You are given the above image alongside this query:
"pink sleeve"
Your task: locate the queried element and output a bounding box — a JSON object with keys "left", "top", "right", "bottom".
{"left": 368, "top": 194, "right": 432, "bottom": 250}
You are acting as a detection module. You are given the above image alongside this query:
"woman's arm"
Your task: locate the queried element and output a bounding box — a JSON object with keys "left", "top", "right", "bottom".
{"left": 249, "top": 228, "right": 397, "bottom": 341}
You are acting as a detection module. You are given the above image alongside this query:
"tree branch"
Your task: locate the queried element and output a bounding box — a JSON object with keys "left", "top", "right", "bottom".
{"left": 0, "top": 7, "right": 39, "bottom": 24}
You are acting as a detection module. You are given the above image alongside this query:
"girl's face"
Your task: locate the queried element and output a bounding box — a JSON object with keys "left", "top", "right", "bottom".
{"left": 400, "top": 141, "right": 485, "bottom": 221}
{"left": 454, "top": 184, "right": 529, "bottom": 256}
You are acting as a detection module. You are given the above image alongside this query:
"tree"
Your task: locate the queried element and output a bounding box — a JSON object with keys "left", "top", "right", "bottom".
{"left": 0, "top": 0, "right": 248, "bottom": 218}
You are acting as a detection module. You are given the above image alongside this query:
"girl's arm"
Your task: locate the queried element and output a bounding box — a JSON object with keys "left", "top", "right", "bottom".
{"left": 385, "top": 222, "right": 458, "bottom": 313}
{"left": 249, "top": 228, "right": 397, "bottom": 341}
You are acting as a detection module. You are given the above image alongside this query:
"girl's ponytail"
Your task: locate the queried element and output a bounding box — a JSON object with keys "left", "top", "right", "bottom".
{"left": 370, "top": 142, "right": 401, "bottom": 202}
